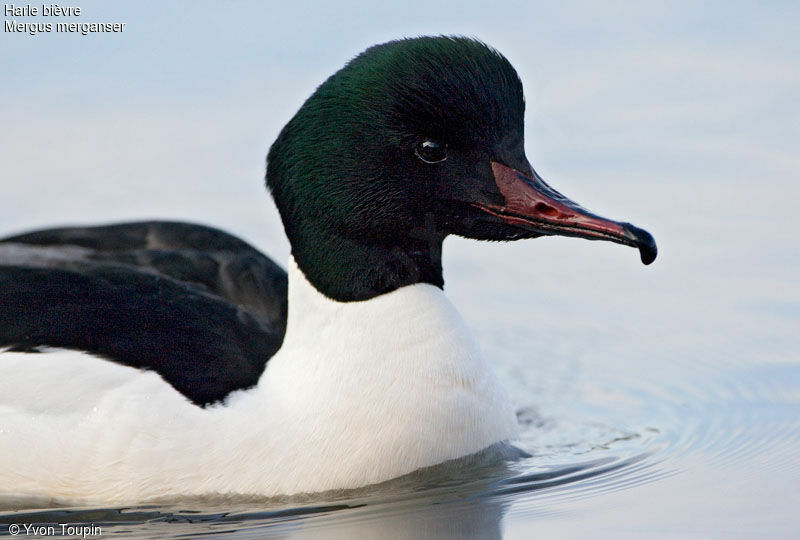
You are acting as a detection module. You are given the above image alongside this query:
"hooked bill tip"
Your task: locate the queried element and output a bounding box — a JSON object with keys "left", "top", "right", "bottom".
{"left": 640, "top": 244, "right": 657, "bottom": 265}
{"left": 632, "top": 226, "right": 657, "bottom": 265}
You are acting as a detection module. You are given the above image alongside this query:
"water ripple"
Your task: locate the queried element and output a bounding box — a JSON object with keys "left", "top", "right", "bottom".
{"left": 1, "top": 351, "right": 797, "bottom": 538}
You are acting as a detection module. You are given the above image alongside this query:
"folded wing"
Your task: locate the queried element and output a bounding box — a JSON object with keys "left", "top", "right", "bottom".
{"left": 0, "top": 221, "right": 288, "bottom": 406}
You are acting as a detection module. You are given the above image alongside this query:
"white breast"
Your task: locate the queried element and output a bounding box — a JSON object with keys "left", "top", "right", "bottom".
{"left": 0, "top": 257, "right": 518, "bottom": 504}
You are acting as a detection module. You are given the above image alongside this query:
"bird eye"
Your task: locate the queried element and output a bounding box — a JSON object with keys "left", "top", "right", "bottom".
{"left": 415, "top": 140, "right": 447, "bottom": 164}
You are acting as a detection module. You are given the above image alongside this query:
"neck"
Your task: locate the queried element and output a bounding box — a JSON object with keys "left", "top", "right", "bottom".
{"left": 234, "top": 256, "right": 519, "bottom": 493}
{"left": 289, "top": 224, "right": 445, "bottom": 302}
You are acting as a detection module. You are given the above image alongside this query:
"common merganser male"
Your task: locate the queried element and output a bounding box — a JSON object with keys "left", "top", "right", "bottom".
{"left": 0, "top": 36, "right": 656, "bottom": 504}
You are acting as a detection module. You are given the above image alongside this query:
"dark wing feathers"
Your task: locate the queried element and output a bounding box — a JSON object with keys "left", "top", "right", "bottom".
{"left": 0, "top": 221, "right": 288, "bottom": 406}
{"left": 2, "top": 220, "right": 259, "bottom": 252}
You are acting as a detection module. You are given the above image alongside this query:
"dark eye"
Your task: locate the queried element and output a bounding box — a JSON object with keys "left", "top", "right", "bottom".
{"left": 415, "top": 140, "right": 447, "bottom": 164}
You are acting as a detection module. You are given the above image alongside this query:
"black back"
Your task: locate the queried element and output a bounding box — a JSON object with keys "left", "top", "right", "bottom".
{"left": 0, "top": 221, "right": 287, "bottom": 406}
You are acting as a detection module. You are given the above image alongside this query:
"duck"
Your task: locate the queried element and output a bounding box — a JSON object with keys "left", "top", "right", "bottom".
{"left": 0, "top": 36, "right": 656, "bottom": 504}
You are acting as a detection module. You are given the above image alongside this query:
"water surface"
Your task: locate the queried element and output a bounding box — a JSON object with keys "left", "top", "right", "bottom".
{"left": 2, "top": 1, "right": 798, "bottom": 538}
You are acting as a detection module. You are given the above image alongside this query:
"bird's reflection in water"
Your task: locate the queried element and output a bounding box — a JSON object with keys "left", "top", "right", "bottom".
{"left": 275, "top": 446, "right": 519, "bottom": 540}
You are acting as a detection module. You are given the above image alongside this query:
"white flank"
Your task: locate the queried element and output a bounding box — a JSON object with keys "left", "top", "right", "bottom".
{"left": 0, "top": 257, "right": 518, "bottom": 504}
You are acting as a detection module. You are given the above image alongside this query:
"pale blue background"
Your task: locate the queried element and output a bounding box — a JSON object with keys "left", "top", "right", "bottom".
{"left": 2, "top": 2, "right": 799, "bottom": 538}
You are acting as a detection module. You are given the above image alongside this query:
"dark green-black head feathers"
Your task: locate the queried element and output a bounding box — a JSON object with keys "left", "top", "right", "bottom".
{"left": 265, "top": 36, "right": 656, "bottom": 301}
{"left": 267, "top": 36, "right": 525, "bottom": 235}
{"left": 266, "top": 37, "right": 527, "bottom": 301}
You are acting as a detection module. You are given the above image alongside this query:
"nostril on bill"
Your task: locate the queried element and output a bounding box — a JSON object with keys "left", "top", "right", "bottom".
{"left": 533, "top": 203, "right": 558, "bottom": 217}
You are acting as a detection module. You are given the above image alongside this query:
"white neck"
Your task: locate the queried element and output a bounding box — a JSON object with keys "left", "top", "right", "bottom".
{"left": 225, "top": 257, "right": 519, "bottom": 494}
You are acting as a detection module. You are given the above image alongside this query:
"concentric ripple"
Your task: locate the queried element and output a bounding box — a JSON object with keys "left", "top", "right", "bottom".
{"left": 1, "top": 347, "right": 798, "bottom": 538}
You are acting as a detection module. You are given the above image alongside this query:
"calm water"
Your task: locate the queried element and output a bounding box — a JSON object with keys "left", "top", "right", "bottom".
{"left": 1, "top": 205, "right": 798, "bottom": 538}
{"left": 2, "top": 2, "right": 799, "bottom": 537}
